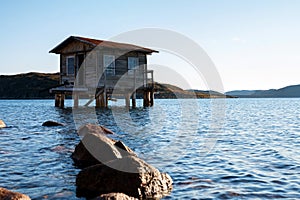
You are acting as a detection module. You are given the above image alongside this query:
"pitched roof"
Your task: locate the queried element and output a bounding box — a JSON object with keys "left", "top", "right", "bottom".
{"left": 49, "top": 36, "right": 158, "bottom": 54}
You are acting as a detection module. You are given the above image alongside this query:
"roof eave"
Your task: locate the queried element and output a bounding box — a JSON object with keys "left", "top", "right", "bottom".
{"left": 49, "top": 36, "right": 159, "bottom": 54}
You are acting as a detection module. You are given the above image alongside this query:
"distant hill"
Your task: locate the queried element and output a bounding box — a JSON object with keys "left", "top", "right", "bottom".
{"left": 0, "top": 72, "right": 231, "bottom": 99}
{"left": 226, "top": 84, "right": 300, "bottom": 98}
{"left": 0, "top": 72, "right": 59, "bottom": 99}
{"left": 225, "top": 90, "right": 261, "bottom": 96}
{"left": 154, "top": 83, "right": 233, "bottom": 98}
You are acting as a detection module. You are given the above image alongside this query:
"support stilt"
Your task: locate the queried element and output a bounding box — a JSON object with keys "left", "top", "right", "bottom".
{"left": 74, "top": 93, "right": 79, "bottom": 108}
{"left": 125, "top": 93, "right": 130, "bottom": 108}
{"left": 55, "top": 94, "right": 60, "bottom": 107}
{"left": 95, "top": 95, "right": 101, "bottom": 108}
{"left": 150, "top": 90, "right": 154, "bottom": 107}
{"left": 143, "top": 91, "right": 150, "bottom": 107}
{"left": 104, "top": 90, "right": 108, "bottom": 108}
{"left": 60, "top": 94, "right": 65, "bottom": 108}
{"left": 132, "top": 92, "right": 136, "bottom": 108}
{"left": 100, "top": 93, "right": 105, "bottom": 107}
{"left": 55, "top": 94, "right": 65, "bottom": 108}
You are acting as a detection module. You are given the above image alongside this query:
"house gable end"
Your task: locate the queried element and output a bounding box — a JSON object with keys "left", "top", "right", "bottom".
{"left": 49, "top": 36, "right": 96, "bottom": 54}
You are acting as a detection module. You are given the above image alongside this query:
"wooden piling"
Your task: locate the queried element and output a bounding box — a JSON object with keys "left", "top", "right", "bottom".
{"left": 100, "top": 93, "right": 105, "bottom": 107}
{"left": 74, "top": 93, "right": 79, "bottom": 108}
{"left": 150, "top": 90, "right": 154, "bottom": 107}
{"left": 132, "top": 92, "right": 136, "bottom": 108}
{"left": 60, "top": 94, "right": 65, "bottom": 108}
{"left": 55, "top": 94, "right": 65, "bottom": 108}
{"left": 125, "top": 93, "right": 130, "bottom": 108}
{"left": 143, "top": 91, "right": 150, "bottom": 107}
{"left": 55, "top": 94, "right": 60, "bottom": 107}
{"left": 104, "top": 90, "right": 108, "bottom": 108}
{"left": 95, "top": 95, "right": 101, "bottom": 108}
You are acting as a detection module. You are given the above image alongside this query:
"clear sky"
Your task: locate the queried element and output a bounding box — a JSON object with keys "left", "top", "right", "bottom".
{"left": 0, "top": 0, "right": 300, "bottom": 91}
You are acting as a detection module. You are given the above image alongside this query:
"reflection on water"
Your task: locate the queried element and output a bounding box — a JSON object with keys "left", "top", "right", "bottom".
{"left": 0, "top": 99, "right": 299, "bottom": 199}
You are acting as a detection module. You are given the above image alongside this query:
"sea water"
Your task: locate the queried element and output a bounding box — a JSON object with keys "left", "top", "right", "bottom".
{"left": 0, "top": 98, "right": 299, "bottom": 199}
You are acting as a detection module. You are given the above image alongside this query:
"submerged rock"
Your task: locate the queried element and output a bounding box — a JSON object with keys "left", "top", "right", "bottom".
{"left": 0, "top": 187, "right": 31, "bottom": 200}
{"left": 94, "top": 193, "right": 138, "bottom": 200}
{"left": 0, "top": 120, "right": 6, "bottom": 128}
{"left": 42, "top": 121, "right": 64, "bottom": 127}
{"left": 78, "top": 123, "right": 114, "bottom": 137}
{"left": 71, "top": 132, "right": 136, "bottom": 168}
{"left": 76, "top": 156, "right": 173, "bottom": 199}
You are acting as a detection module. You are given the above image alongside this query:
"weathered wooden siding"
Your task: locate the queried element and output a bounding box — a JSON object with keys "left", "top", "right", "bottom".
{"left": 60, "top": 54, "right": 76, "bottom": 84}
{"left": 60, "top": 40, "right": 94, "bottom": 54}
{"left": 59, "top": 45, "right": 148, "bottom": 89}
{"left": 84, "top": 51, "right": 97, "bottom": 88}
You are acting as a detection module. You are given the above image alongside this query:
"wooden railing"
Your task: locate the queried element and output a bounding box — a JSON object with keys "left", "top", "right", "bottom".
{"left": 63, "top": 67, "right": 154, "bottom": 90}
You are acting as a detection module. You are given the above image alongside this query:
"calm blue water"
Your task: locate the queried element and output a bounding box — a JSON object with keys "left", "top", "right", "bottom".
{"left": 0, "top": 99, "right": 300, "bottom": 199}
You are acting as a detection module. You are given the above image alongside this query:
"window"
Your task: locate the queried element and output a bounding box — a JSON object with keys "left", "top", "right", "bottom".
{"left": 128, "top": 57, "right": 139, "bottom": 75}
{"left": 66, "top": 56, "right": 75, "bottom": 75}
{"left": 104, "top": 55, "right": 115, "bottom": 76}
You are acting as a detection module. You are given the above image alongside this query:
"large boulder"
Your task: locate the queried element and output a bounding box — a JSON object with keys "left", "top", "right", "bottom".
{"left": 72, "top": 133, "right": 121, "bottom": 167}
{"left": 76, "top": 156, "right": 173, "bottom": 199}
{"left": 71, "top": 133, "right": 136, "bottom": 168}
{"left": 78, "top": 124, "right": 114, "bottom": 136}
{"left": 42, "top": 121, "right": 64, "bottom": 127}
{"left": 0, "top": 120, "right": 6, "bottom": 128}
{"left": 0, "top": 187, "right": 31, "bottom": 200}
{"left": 94, "top": 193, "right": 137, "bottom": 200}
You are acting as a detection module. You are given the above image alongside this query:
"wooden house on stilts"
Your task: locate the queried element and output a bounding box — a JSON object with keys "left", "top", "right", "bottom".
{"left": 49, "top": 36, "right": 158, "bottom": 108}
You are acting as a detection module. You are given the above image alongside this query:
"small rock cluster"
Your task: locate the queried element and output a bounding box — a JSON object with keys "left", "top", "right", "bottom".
{"left": 72, "top": 124, "right": 173, "bottom": 199}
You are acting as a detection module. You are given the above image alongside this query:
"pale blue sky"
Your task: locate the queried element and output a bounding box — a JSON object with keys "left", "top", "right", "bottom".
{"left": 0, "top": 0, "right": 300, "bottom": 91}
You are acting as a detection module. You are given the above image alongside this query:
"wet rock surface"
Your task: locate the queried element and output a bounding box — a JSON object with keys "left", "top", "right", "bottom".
{"left": 1, "top": 122, "right": 172, "bottom": 199}
{"left": 76, "top": 156, "right": 173, "bottom": 199}
{"left": 0, "top": 187, "right": 31, "bottom": 200}
{"left": 72, "top": 132, "right": 121, "bottom": 167}
{"left": 94, "top": 192, "right": 138, "bottom": 200}
{"left": 0, "top": 119, "right": 6, "bottom": 128}
{"left": 78, "top": 123, "right": 114, "bottom": 137}
{"left": 72, "top": 129, "right": 136, "bottom": 168}
{"left": 73, "top": 124, "right": 173, "bottom": 199}
{"left": 42, "top": 121, "right": 64, "bottom": 126}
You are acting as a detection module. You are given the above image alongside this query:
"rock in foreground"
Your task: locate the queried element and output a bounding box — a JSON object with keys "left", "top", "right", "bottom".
{"left": 0, "top": 119, "right": 6, "bottom": 128}
{"left": 94, "top": 193, "right": 138, "bottom": 200}
{"left": 78, "top": 123, "right": 114, "bottom": 136}
{"left": 0, "top": 187, "right": 31, "bottom": 200}
{"left": 42, "top": 121, "right": 64, "bottom": 127}
{"left": 71, "top": 132, "right": 136, "bottom": 168}
{"left": 76, "top": 156, "right": 173, "bottom": 199}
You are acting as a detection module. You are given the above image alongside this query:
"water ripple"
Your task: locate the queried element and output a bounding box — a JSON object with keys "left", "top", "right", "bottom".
{"left": 0, "top": 99, "right": 300, "bottom": 199}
